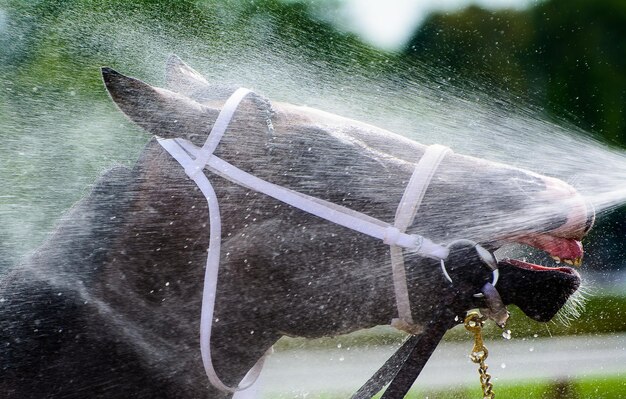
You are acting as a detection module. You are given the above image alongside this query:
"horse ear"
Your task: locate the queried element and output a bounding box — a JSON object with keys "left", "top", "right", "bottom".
{"left": 164, "top": 55, "right": 241, "bottom": 105}
{"left": 101, "top": 67, "right": 217, "bottom": 139}
{"left": 163, "top": 57, "right": 275, "bottom": 136}
{"left": 165, "top": 54, "right": 210, "bottom": 93}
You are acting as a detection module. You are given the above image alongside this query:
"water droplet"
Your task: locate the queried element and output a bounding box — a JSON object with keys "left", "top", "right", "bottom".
{"left": 529, "top": 347, "right": 534, "bottom": 352}
{"left": 165, "top": 282, "right": 170, "bottom": 287}
{"left": 502, "top": 330, "right": 512, "bottom": 340}
{"left": 337, "top": 343, "right": 342, "bottom": 348}
{"left": 339, "top": 356, "right": 345, "bottom": 362}
{"left": 500, "top": 363, "right": 506, "bottom": 369}
{"left": 533, "top": 334, "right": 538, "bottom": 338}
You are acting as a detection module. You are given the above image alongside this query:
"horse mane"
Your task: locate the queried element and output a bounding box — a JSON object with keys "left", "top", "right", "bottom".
{"left": 17, "top": 165, "right": 135, "bottom": 283}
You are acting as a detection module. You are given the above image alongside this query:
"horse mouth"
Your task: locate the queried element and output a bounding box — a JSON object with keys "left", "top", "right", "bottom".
{"left": 512, "top": 233, "right": 583, "bottom": 267}
{"left": 500, "top": 257, "right": 580, "bottom": 277}
{"left": 491, "top": 233, "right": 583, "bottom": 322}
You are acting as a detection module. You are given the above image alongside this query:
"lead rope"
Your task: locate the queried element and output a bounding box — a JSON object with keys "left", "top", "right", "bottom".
{"left": 158, "top": 88, "right": 453, "bottom": 395}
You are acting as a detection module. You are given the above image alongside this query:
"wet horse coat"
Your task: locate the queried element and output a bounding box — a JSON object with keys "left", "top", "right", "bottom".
{"left": 0, "top": 57, "right": 591, "bottom": 398}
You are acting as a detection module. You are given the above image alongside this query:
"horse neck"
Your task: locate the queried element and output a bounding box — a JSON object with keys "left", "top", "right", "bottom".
{"left": 0, "top": 165, "right": 197, "bottom": 396}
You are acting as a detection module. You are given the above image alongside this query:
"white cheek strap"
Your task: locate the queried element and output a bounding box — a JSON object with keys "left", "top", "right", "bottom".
{"left": 390, "top": 143, "right": 451, "bottom": 333}
{"left": 157, "top": 87, "right": 451, "bottom": 394}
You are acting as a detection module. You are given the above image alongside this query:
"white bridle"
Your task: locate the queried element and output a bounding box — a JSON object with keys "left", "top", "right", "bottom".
{"left": 157, "top": 88, "right": 451, "bottom": 394}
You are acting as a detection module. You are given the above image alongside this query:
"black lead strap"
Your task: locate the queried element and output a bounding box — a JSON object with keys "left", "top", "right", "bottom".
{"left": 351, "top": 310, "right": 457, "bottom": 399}
{"left": 352, "top": 241, "right": 501, "bottom": 399}
{"left": 381, "top": 314, "right": 456, "bottom": 398}
{"left": 350, "top": 332, "right": 418, "bottom": 399}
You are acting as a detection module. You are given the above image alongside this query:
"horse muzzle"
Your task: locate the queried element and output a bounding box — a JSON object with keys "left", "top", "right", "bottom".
{"left": 494, "top": 258, "right": 581, "bottom": 322}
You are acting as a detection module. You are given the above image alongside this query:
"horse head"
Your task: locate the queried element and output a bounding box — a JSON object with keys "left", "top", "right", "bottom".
{"left": 102, "top": 56, "right": 592, "bottom": 328}
{"left": 0, "top": 56, "right": 593, "bottom": 398}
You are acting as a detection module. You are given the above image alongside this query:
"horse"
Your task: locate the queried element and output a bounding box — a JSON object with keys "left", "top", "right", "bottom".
{"left": 0, "top": 56, "right": 593, "bottom": 398}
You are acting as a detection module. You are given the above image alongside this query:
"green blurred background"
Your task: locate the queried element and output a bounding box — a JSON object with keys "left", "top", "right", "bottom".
{"left": 1, "top": 0, "right": 625, "bottom": 397}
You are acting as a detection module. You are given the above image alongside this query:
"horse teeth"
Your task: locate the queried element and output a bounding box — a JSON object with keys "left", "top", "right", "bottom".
{"left": 551, "top": 256, "right": 562, "bottom": 264}
{"left": 573, "top": 257, "right": 583, "bottom": 267}
{"left": 563, "top": 259, "right": 574, "bottom": 266}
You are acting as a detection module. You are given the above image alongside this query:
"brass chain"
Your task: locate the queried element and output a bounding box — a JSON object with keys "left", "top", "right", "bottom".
{"left": 464, "top": 311, "right": 495, "bottom": 399}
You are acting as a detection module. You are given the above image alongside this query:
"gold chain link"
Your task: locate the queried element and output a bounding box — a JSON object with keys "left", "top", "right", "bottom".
{"left": 464, "top": 311, "right": 495, "bottom": 399}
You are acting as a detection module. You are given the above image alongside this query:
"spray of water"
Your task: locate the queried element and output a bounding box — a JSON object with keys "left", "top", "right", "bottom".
{"left": 1, "top": 4, "right": 625, "bottom": 394}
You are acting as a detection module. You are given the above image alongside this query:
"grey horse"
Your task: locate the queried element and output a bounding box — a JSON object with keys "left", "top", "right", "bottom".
{"left": 0, "top": 56, "right": 593, "bottom": 398}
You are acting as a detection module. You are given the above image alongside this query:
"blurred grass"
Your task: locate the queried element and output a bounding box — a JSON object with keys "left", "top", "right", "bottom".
{"left": 269, "top": 374, "right": 626, "bottom": 399}
{"left": 413, "top": 374, "right": 626, "bottom": 399}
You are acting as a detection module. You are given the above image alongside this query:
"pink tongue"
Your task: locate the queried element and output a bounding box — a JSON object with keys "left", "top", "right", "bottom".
{"left": 517, "top": 235, "right": 583, "bottom": 260}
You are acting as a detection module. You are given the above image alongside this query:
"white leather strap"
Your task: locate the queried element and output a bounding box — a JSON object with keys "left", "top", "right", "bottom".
{"left": 390, "top": 144, "right": 451, "bottom": 330}
{"left": 176, "top": 138, "right": 446, "bottom": 254}
{"left": 160, "top": 89, "right": 270, "bottom": 395}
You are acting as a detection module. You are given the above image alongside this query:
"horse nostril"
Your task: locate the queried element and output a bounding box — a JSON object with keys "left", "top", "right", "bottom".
{"left": 584, "top": 198, "right": 596, "bottom": 234}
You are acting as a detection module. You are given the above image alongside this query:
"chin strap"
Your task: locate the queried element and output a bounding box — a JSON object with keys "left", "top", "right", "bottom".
{"left": 157, "top": 88, "right": 452, "bottom": 394}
